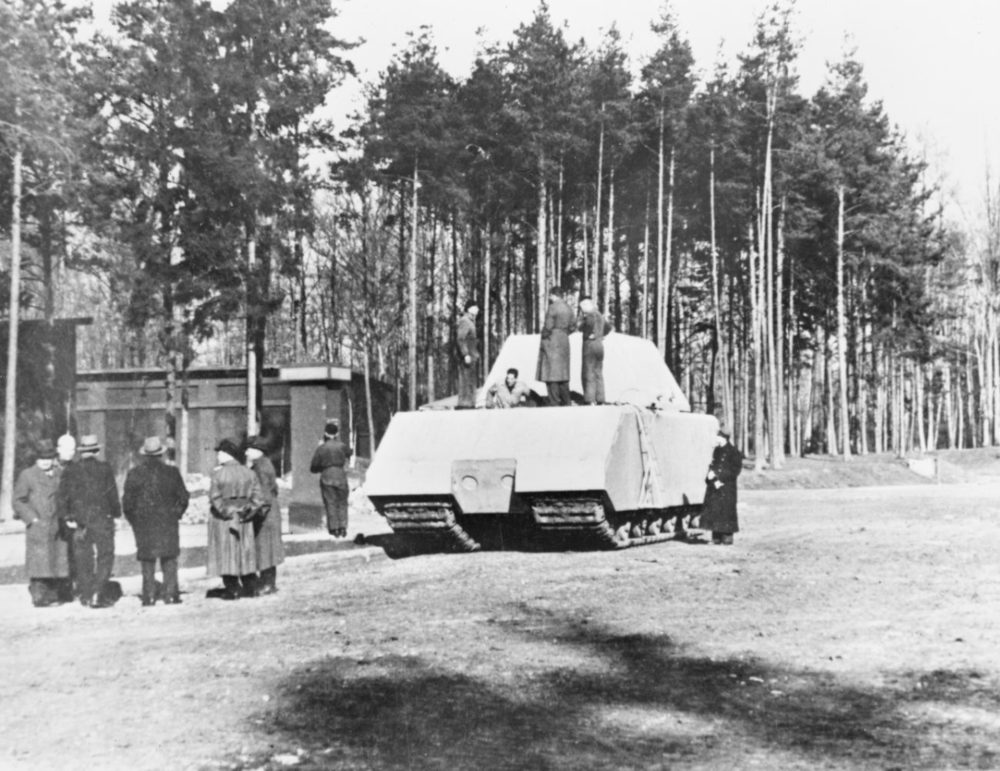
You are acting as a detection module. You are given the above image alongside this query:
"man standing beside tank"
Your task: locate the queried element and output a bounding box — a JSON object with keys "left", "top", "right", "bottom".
{"left": 538, "top": 286, "right": 574, "bottom": 406}
{"left": 246, "top": 435, "right": 283, "bottom": 593}
{"left": 13, "top": 440, "right": 71, "bottom": 607}
{"left": 57, "top": 434, "right": 122, "bottom": 608}
{"left": 578, "top": 295, "right": 611, "bottom": 405}
{"left": 456, "top": 300, "right": 480, "bottom": 409}
{"left": 122, "top": 436, "right": 190, "bottom": 606}
{"left": 699, "top": 428, "right": 744, "bottom": 545}
{"left": 311, "top": 421, "right": 353, "bottom": 538}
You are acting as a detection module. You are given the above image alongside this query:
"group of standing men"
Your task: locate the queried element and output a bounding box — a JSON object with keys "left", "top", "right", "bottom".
{"left": 12, "top": 430, "right": 291, "bottom": 607}
{"left": 457, "top": 286, "right": 612, "bottom": 409}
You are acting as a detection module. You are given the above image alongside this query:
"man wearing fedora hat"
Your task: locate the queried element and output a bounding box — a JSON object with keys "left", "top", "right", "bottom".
{"left": 13, "top": 439, "right": 71, "bottom": 606}
{"left": 122, "top": 436, "right": 191, "bottom": 606}
{"left": 56, "top": 434, "right": 122, "bottom": 608}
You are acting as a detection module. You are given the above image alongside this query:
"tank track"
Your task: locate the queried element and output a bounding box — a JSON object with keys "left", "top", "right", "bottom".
{"left": 529, "top": 497, "right": 681, "bottom": 550}
{"left": 382, "top": 501, "right": 481, "bottom": 552}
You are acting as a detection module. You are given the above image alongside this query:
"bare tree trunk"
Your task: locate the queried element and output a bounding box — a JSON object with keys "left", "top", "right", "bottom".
{"left": 710, "top": 144, "right": 730, "bottom": 427}
{"left": 836, "top": 186, "right": 851, "bottom": 459}
{"left": 606, "top": 168, "right": 615, "bottom": 316}
{"left": 1, "top": 141, "right": 23, "bottom": 520}
{"left": 536, "top": 153, "right": 547, "bottom": 331}
{"left": 664, "top": 144, "right": 676, "bottom": 363}
{"left": 642, "top": 182, "right": 650, "bottom": 339}
{"left": 408, "top": 161, "right": 419, "bottom": 410}
{"left": 595, "top": 110, "right": 604, "bottom": 304}
{"left": 656, "top": 110, "right": 666, "bottom": 356}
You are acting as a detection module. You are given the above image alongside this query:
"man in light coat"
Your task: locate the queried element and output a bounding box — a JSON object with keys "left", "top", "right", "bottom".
{"left": 208, "top": 439, "right": 264, "bottom": 600}
{"left": 537, "top": 286, "right": 574, "bottom": 406}
{"left": 487, "top": 368, "right": 531, "bottom": 408}
{"left": 456, "top": 300, "right": 480, "bottom": 409}
{"left": 57, "top": 434, "right": 122, "bottom": 608}
{"left": 122, "top": 436, "right": 190, "bottom": 606}
{"left": 245, "top": 435, "right": 283, "bottom": 594}
{"left": 13, "top": 439, "right": 70, "bottom": 607}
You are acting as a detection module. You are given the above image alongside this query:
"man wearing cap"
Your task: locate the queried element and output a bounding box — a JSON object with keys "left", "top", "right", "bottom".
{"left": 578, "top": 295, "right": 611, "bottom": 405}
{"left": 699, "top": 429, "right": 744, "bottom": 545}
{"left": 456, "top": 300, "right": 480, "bottom": 409}
{"left": 208, "top": 439, "right": 264, "bottom": 599}
{"left": 538, "top": 286, "right": 574, "bottom": 407}
{"left": 56, "top": 434, "right": 122, "bottom": 608}
{"left": 122, "top": 437, "right": 190, "bottom": 606}
{"left": 13, "top": 439, "right": 71, "bottom": 606}
{"left": 310, "top": 421, "right": 353, "bottom": 538}
{"left": 245, "top": 435, "right": 283, "bottom": 594}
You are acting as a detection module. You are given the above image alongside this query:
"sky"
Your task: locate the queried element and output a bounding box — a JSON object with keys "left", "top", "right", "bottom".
{"left": 89, "top": 0, "right": 1000, "bottom": 222}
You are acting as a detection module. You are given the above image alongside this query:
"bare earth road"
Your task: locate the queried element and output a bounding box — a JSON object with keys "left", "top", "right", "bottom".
{"left": 2, "top": 483, "right": 999, "bottom": 771}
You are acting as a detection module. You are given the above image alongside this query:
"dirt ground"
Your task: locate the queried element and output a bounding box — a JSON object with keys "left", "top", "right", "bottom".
{"left": 2, "top": 479, "right": 1000, "bottom": 770}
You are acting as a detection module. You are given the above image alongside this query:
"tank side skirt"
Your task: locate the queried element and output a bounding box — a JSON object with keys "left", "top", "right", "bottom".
{"left": 382, "top": 502, "right": 481, "bottom": 552}
{"left": 529, "top": 497, "right": 681, "bottom": 550}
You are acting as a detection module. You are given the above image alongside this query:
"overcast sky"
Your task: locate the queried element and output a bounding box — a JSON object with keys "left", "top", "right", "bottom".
{"left": 90, "top": 0, "right": 1000, "bottom": 221}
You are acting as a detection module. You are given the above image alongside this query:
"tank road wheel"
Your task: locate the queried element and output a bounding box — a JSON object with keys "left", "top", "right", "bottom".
{"left": 646, "top": 517, "right": 662, "bottom": 536}
{"left": 383, "top": 502, "right": 481, "bottom": 553}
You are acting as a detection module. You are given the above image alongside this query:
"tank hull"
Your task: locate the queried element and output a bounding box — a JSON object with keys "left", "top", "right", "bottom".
{"left": 365, "top": 405, "right": 718, "bottom": 551}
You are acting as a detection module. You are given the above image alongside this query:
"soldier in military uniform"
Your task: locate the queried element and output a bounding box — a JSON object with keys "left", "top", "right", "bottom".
{"left": 310, "top": 421, "right": 353, "bottom": 538}
{"left": 56, "top": 434, "right": 122, "bottom": 608}
{"left": 456, "top": 300, "right": 480, "bottom": 409}
{"left": 13, "top": 439, "right": 71, "bottom": 607}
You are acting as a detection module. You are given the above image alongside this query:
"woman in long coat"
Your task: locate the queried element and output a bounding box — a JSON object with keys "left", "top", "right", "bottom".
{"left": 699, "top": 431, "right": 744, "bottom": 544}
{"left": 13, "top": 439, "right": 70, "bottom": 606}
{"left": 245, "top": 436, "right": 284, "bottom": 594}
{"left": 208, "top": 439, "right": 264, "bottom": 599}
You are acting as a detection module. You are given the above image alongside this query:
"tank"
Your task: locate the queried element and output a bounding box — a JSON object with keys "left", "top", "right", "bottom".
{"left": 364, "top": 332, "right": 720, "bottom": 551}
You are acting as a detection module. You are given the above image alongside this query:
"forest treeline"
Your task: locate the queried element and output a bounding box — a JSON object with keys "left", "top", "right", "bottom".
{"left": 1, "top": 0, "right": 998, "bottom": 482}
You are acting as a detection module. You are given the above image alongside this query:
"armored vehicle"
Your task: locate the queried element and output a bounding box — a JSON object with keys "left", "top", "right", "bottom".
{"left": 364, "top": 333, "right": 719, "bottom": 551}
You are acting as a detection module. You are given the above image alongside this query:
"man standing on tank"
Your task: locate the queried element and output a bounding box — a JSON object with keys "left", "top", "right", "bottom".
{"left": 56, "top": 434, "right": 122, "bottom": 608}
{"left": 538, "top": 286, "right": 574, "bottom": 406}
{"left": 578, "top": 295, "right": 611, "bottom": 405}
{"left": 699, "top": 428, "right": 743, "bottom": 544}
{"left": 311, "top": 421, "right": 353, "bottom": 538}
{"left": 456, "top": 300, "right": 480, "bottom": 409}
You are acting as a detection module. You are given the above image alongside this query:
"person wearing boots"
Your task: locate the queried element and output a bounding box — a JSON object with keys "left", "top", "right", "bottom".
{"left": 208, "top": 439, "right": 264, "bottom": 599}
{"left": 310, "top": 421, "right": 353, "bottom": 538}
{"left": 699, "top": 429, "right": 744, "bottom": 545}
{"left": 538, "top": 286, "right": 574, "bottom": 406}
{"left": 13, "top": 439, "right": 71, "bottom": 607}
{"left": 245, "top": 436, "right": 283, "bottom": 594}
{"left": 577, "top": 295, "right": 611, "bottom": 405}
{"left": 56, "top": 434, "right": 122, "bottom": 608}
{"left": 455, "top": 300, "right": 481, "bottom": 409}
{"left": 122, "top": 436, "right": 190, "bottom": 606}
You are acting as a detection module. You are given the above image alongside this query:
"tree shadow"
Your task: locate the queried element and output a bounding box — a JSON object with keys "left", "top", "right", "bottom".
{"left": 205, "top": 609, "right": 1000, "bottom": 770}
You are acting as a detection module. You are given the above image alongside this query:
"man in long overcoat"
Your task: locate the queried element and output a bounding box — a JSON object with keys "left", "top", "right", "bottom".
{"left": 310, "top": 421, "right": 353, "bottom": 538}
{"left": 122, "top": 436, "right": 190, "bottom": 606}
{"left": 577, "top": 295, "right": 611, "bottom": 405}
{"left": 13, "top": 439, "right": 70, "bottom": 606}
{"left": 245, "top": 435, "right": 283, "bottom": 594}
{"left": 456, "top": 300, "right": 480, "bottom": 409}
{"left": 538, "top": 286, "right": 574, "bottom": 406}
{"left": 699, "top": 430, "right": 744, "bottom": 544}
{"left": 208, "top": 439, "right": 264, "bottom": 600}
{"left": 57, "top": 434, "right": 122, "bottom": 608}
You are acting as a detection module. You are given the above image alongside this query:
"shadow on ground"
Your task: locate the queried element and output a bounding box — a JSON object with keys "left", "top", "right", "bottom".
{"left": 205, "top": 609, "right": 1000, "bottom": 770}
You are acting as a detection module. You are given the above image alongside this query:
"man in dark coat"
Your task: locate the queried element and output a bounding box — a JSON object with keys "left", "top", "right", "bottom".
{"left": 57, "top": 434, "right": 122, "bottom": 608}
{"left": 538, "top": 286, "right": 574, "bottom": 406}
{"left": 577, "top": 295, "right": 611, "bottom": 405}
{"left": 208, "top": 439, "right": 264, "bottom": 600}
{"left": 456, "top": 300, "right": 480, "bottom": 409}
{"left": 699, "top": 430, "right": 744, "bottom": 544}
{"left": 55, "top": 434, "right": 78, "bottom": 598}
{"left": 310, "top": 421, "right": 353, "bottom": 538}
{"left": 245, "top": 435, "right": 283, "bottom": 594}
{"left": 13, "top": 439, "right": 70, "bottom": 607}
{"left": 122, "top": 436, "right": 190, "bottom": 606}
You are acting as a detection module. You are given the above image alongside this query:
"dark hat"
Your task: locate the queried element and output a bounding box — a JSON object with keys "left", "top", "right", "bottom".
{"left": 244, "top": 435, "right": 268, "bottom": 452}
{"left": 215, "top": 438, "right": 245, "bottom": 464}
{"left": 139, "top": 436, "right": 166, "bottom": 456}
{"left": 323, "top": 420, "right": 339, "bottom": 437}
{"left": 35, "top": 439, "right": 57, "bottom": 460}
{"left": 78, "top": 434, "right": 100, "bottom": 453}
{"left": 464, "top": 299, "right": 479, "bottom": 312}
